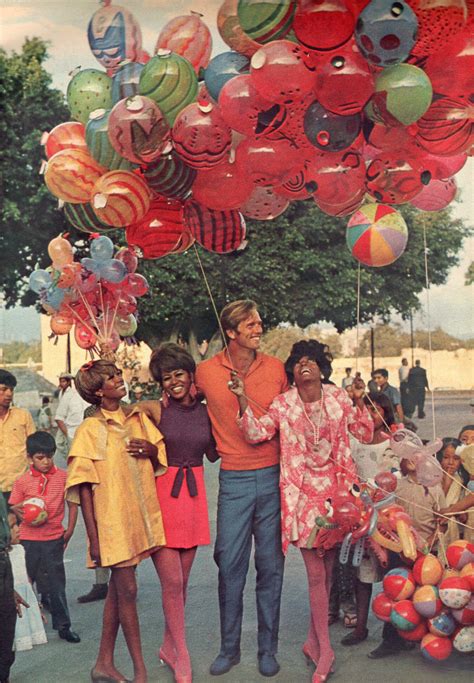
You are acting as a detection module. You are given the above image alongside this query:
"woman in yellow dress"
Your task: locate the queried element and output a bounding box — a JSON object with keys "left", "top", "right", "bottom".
{"left": 66, "top": 360, "right": 167, "bottom": 683}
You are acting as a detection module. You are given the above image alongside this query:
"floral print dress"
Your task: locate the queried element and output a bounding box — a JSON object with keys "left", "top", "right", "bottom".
{"left": 239, "top": 385, "right": 373, "bottom": 554}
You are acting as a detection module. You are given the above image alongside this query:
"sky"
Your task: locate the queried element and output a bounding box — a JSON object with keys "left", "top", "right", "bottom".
{"left": 0, "top": 0, "right": 472, "bottom": 342}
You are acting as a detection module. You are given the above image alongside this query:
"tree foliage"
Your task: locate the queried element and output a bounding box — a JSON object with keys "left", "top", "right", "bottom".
{"left": 358, "top": 324, "right": 472, "bottom": 357}
{"left": 0, "top": 38, "right": 69, "bottom": 307}
{"left": 466, "top": 261, "right": 474, "bottom": 286}
{"left": 0, "top": 340, "right": 41, "bottom": 363}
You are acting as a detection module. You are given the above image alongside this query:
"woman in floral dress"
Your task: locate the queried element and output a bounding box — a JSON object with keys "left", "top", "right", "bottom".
{"left": 229, "top": 340, "right": 373, "bottom": 682}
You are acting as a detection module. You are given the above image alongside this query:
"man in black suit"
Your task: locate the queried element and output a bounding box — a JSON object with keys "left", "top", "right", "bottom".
{"left": 408, "top": 360, "right": 429, "bottom": 419}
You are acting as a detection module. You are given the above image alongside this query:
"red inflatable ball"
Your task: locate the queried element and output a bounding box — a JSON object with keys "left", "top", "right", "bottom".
{"left": 391, "top": 599, "right": 422, "bottom": 631}
{"left": 397, "top": 620, "right": 428, "bottom": 641}
{"left": 460, "top": 562, "right": 474, "bottom": 591}
{"left": 451, "top": 596, "right": 474, "bottom": 626}
{"left": 22, "top": 497, "right": 48, "bottom": 526}
{"left": 184, "top": 200, "right": 246, "bottom": 253}
{"left": 240, "top": 185, "right": 290, "bottom": 220}
{"left": 446, "top": 539, "right": 474, "bottom": 570}
{"left": 425, "top": 31, "right": 474, "bottom": 101}
{"left": 235, "top": 137, "right": 302, "bottom": 187}
{"left": 306, "top": 148, "right": 366, "bottom": 207}
{"left": 366, "top": 152, "right": 430, "bottom": 204}
{"left": 192, "top": 160, "right": 254, "bottom": 211}
{"left": 412, "top": 553, "right": 444, "bottom": 586}
{"left": 293, "top": 0, "right": 355, "bottom": 51}
{"left": 408, "top": 0, "right": 468, "bottom": 58}
{"left": 218, "top": 75, "right": 272, "bottom": 138}
{"left": 416, "top": 97, "right": 474, "bottom": 157}
{"left": 420, "top": 632, "right": 453, "bottom": 662}
{"left": 372, "top": 591, "right": 394, "bottom": 623}
{"left": 439, "top": 576, "right": 472, "bottom": 610}
{"left": 383, "top": 567, "right": 416, "bottom": 601}
{"left": 172, "top": 102, "right": 232, "bottom": 170}
{"left": 125, "top": 197, "right": 186, "bottom": 259}
{"left": 315, "top": 190, "right": 366, "bottom": 218}
{"left": 250, "top": 41, "right": 317, "bottom": 104}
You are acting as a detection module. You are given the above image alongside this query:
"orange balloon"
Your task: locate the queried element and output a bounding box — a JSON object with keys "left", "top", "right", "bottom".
{"left": 45, "top": 149, "right": 106, "bottom": 204}
{"left": 50, "top": 313, "right": 74, "bottom": 336}
{"left": 48, "top": 236, "right": 73, "bottom": 269}
{"left": 44, "top": 122, "right": 87, "bottom": 159}
{"left": 91, "top": 171, "right": 151, "bottom": 228}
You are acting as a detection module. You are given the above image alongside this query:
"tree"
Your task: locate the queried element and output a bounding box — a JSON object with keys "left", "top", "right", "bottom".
{"left": 466, "top": 262, "right": 474, "bottom": 286}
{"left": 359, "top": 324, "right": 411, "bottom": 357}
{"left": 138, "top": 201, "right": 470, "bottom": 354}
{"left": 0, "top": 38, "right": 70, "bottom": 307}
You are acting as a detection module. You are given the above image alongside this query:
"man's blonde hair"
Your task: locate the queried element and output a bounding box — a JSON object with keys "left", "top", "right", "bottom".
{"left": 220, "top": 300, "right": 258, "bottom": 340}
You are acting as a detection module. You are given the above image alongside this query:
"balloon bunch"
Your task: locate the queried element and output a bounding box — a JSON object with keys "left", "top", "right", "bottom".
{"left": 29, "top": 234, "right": 148, "bottom": 353}
{"left": 40, "top": 0, "right": 473, "bottom": 267}
{"left": 309, "top": 472, "right": 427, "bottom": 565}
{"left": 372, "top": 540, "right": 474, "bottom": 660}
{"left": 390, "top": 428, "right": 444, "bottom": 487}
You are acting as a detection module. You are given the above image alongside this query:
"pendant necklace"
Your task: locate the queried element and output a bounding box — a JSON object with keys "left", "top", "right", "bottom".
{"left": 301, "top": 390, "right": 325, "bottom": 453}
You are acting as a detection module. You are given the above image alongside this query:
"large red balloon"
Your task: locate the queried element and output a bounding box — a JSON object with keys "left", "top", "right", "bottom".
{"left": 218, "top": 74, "right": 275, "bottom": 137}
{"left": 250, "top": 41, "right": 317, "bottom": 104}
{"left": 184, "top": 200, "right": 246, "bottom": 253}
{"left": 192, "top": 160, "right": 254, "bottom": 210}
{"left": 293, "top": 0, "right": 355, "bottom": 51}
{"left": 425, "top": 31, "right": 474, "bottom": 101}
{"left": 125, "top": 197, "right": 185, "bottom": 259}
{"left": 240, "top": 185, "right": 289, "bottom": 220}
{"left": 307, "top": 148, "right": 366, "bottom": 206}
{"left": 235, "top": 137, "right": 302, "bottom": 186}
{"left": 366, "top": 152, "right": 430, "bottom": 204}
{"left": 408, "top": 0, "right": 468, "bottom": 58}
{"left": 416, "top": 97, "right": 474, "bottom": 156}
{"left": 172, "top": 102, "right": 232, "bottom": 169}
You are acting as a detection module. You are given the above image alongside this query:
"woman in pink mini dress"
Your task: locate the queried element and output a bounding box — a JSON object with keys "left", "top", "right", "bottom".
{"left": 229, "top": 340, "right": 373, "bottom": 682}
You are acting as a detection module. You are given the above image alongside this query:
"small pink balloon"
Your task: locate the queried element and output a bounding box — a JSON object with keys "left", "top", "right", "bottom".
{"left": 416, "top": 453, "right": 443, "bottom": 488}
{"left": 411, "top": 178, "right": 457, "bottom": 212}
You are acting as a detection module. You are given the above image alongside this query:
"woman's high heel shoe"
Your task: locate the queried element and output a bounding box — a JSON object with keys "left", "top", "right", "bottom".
{"left": 158, "top": 647, "right": 176, "bottom": 671}
{"left": 312, "top": 653, "right": 335, "bottom": 683}
{"left": 302, "top": 643, "right": 317, "bottom": 667}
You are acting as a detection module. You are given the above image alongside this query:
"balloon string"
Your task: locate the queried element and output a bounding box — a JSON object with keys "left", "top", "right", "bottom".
{"left": 65, "top": 302, "right": 102, "bottom": 343}
{"left": 422, "top": 224, "right": 436, "bottom": 439}
{"left": 355, "top": 262, "right": 361, "bottom": 374}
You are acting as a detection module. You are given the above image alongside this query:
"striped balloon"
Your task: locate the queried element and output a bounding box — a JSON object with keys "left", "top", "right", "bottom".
{"left": 64, "top": 202, "right": 114, "bottom": 234}
{"left": 126, "top": 197, "right": 186, "bottom": 258}
{"left": 184, "top": 200, "right": 246, "bottom": 253}
{"left": 139, "top": 52, "right": 198, "bottom": 126}
{"left": 44, "top": 122, "right": 87, "bottom": 159}
{"left": 112, "top": 62, "right": 145, "bottom": 104}
{"left": 86, "top": 109, "right": 136, "bottom": 170}
{"left": 237, "top": 0, "right": 296, "bottom": 44}
{"left": 144, "top": 151, "right": 196, "bottom": 199}
{"left": 155, "top": 12, "right": 213, "bottom": 74}
{"left": 91, "top": 171, "right": 151, "bottom": 228}
{"left": 45, "top": 149, "right": 106, "bottom": 204}
{"left": 217, "top": 0, "right": 261, "bottom": 57}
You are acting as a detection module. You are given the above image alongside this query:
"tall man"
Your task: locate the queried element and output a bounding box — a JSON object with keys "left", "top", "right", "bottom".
{"left": 398, "top": 357, "right": 412, "bottom": 417}
{"left": 0, "top": 370, "right": 35, "bottom": 508}
{"left": 196, "top": 300, "right": 288, "bottom": 678}
{"left": 408, "top": 360, "right": 429, "bottom": 419}
{"left": 55, "top": 372, "right": 88, "bottom": 453}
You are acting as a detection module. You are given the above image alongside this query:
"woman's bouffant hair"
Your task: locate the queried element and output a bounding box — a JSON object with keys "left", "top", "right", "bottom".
{"left": 74, "top": 360, "right": 118, "bottom": 405}
{"left": 284, "top": 340, "right": 332, "bottom": 385}
{"left": 149, "top": 342, "right": 196, "bottom": 384}
{"left": 220, "top": 299, "right": 258, "bottom": 339}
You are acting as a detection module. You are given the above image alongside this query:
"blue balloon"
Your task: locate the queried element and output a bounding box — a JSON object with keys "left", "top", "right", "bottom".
{"left": 81, "top": 257, "right": 102, "bottom": 274}
{"left": 29, "top": 270, "right": 52, "bottom": 293}
{"left": 204, "top": 51, "right": 250, "bottom": 102}
{"left": 90, "top": 235, "right": 114, "bottom": 261}
{"left": 45, "top": 287, "right": 65, "bottom": 311}
{"left": 99, "top": 259, "right": 127, "bottom": 283}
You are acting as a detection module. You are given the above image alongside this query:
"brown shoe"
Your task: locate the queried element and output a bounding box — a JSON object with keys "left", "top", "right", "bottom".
{"left": 77, "top": 583, "right": 108, "bottom": 603}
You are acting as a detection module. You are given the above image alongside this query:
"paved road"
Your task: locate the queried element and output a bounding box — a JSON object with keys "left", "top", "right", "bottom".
{"left": 11, "top": 394, "right": 474, "bottom": 683}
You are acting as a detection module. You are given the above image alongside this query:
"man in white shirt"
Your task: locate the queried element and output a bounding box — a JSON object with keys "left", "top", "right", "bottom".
{"left": 341, "top": 367, "right": 355, "bottom": 390}
{"left": 55, "top": 373, "right": 88, "bottom": 447}
{"left": 398, "top": 358, "right": 412, "bottom": 417}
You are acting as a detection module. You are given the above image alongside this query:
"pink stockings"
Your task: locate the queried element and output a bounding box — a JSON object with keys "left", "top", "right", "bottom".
{"left": 301, "top": 548, "right": 336, "bottom": 679}
{"left": 152, "top": 547, "right": 197, "bottom": 680}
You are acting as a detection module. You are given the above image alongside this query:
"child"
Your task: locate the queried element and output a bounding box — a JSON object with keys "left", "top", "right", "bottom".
{"left": 341, "top": 393, "right": 398, "bottom": 646}
{"left": 66, "top": 360, "right": 168, "bottom": 683}
{"left": 436, "top": 438, "right": 469, "bottom": 546}
{"left": 8, "top": 513, "right": 47, "bottom": 652}
{"left": 8, "top": 431, "right": 79, "bottom": 644}
{"left": 368, "top": 453, "right": 446, "bottom": 659}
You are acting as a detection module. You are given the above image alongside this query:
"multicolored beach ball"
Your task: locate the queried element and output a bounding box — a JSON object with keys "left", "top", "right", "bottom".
{"left": 346, "top": 203, "right": 408, "bottom": 267}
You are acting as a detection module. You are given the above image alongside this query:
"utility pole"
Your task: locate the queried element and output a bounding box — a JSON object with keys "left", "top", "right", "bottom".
{"left": 410, "top": 312, "right": 415, "bottom": 367}
{"left": 370, "top": 325, "right": 375, "bottom": 372}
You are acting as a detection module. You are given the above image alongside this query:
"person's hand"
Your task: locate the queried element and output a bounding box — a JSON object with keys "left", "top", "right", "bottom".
{"left": 228, "top": 372, "right": 245, "bottom": 397}
{"left": 127, "top": 438, "right": 157, "bottom": 460}
{"left": 89, "top": 539, "right": 101, "bottom": 567}
{"left": 10, "top": 503, "right": 24, "bottom": 521}
{"left": 63, "top": 529, "right": 73, "bottom": 549}
{"left": 14, "top": 591, "right": 29, "bottom": 617}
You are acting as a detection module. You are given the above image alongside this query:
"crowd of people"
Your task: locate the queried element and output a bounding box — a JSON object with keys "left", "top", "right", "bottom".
{"left": 0, "top": 301, "right": 473, "bottom": 683}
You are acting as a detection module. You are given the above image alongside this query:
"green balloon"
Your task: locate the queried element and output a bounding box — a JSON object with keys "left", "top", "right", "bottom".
{"left": 67, "top": 69, "right": 113, "bottom": 125}
{"left": 85, "top": 109, "right": 135, "bottom": 170}
{"left": 366, "top": 64, "right": 433, "bottom": 127}
{"left": 238, "top": 0, "right": 296, "bottom": 44}
{"left": 139, "top": 52, "right": 198, "bottom": 126}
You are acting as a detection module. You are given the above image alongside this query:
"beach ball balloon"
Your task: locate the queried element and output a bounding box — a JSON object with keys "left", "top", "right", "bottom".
{"left": 446, "top": 540, "right": 474, "bottom": 570}
{"left": 413, "top": 554, "right": 443, "bottom": 586}
{"left": 452, "top": 596, "right": 474, "bottom": 626}
{"left": 442, "top": 568, "right": 460, "bottom": 581}
{"left": 413, "top": 585, "right": 442, "bottom": 619}
{"left": 143, "top": 151, "right": 196, "bottom": 200}
{"left": 139, "top": 51, "right": 198, "bottom": 126}
{"left": 366, "top": 64, "right": 433, "bottom": 127}
{"left": 293, "top": 0, "right": 355, "bottom": 51}
{"left": 346, "top": 204, "right": 408, "bottom": 267}
{"left": 460, "top": 562, "right": 474, "bottom": 591}
{"left": 372, "top": 592, "right": 394, "bottom": 622}
{"left": 217, "top": 0, "right": 260, "bottom": 57}
{"left": 421, "top": 633, "right": 453, "bottom": 661}
{"left": 111, "top": 61, "right": 145, "bottom": 104}
{"left": 45, "top": 149, "right": 106, "bottom": 204}
{"left": 44, "top": 122, "right": 87, "bottom": 158}
{"left": 439, "top": 576, "right": 471, "bottom": 610}
{"left": 397, "top": 621, "right": 428, "bottom": 641}
{"left": 91, "top": 170, "right": 150, "bottom": 228}
{"left": 453, "top": 625, "right": 474, "bottom": 653}
{"left": 390, "top": 599, "right": 421, "bottom": 631}
{"left": 428, "top": 612, "right": 456, "bottom": 638}
{"left": 155, "top": 12, "right": 213, "bottom": 74}
{"left": 87, "top": 2, "right": 143, "bottom": 74}
{"left": 383, "top": 567, "right": 416, "bottom": 601}
{"left": 85, "top": 109, "right": 135, "bottom": 171}
{"left": 237, "top": 0, "right": 296, "bottom": 44}
{"left": 67, "top": 69, "right": 113, "bottom": 125}
{"left": 108, "top": 95, "right": 170, "bottom": 165}
{"left": 23, "top": 497, "right": 48, "bottom": 526}
{"left": 354, "top": 0, "right": 418, "bottom": 67}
